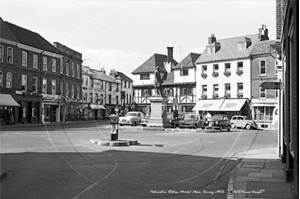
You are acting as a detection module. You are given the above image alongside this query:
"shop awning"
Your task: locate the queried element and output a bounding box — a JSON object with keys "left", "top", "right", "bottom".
{"left": 193, "top": 99, "right": 225, "bottom": 111}
{"left": 218, "top": 99, "right": 246, "bottom": 111}
{"left": 0, "top": 94, "right": 20, "bottom": 106}
{"left": 90, "top": 104, "right": 106, "bottom": 110}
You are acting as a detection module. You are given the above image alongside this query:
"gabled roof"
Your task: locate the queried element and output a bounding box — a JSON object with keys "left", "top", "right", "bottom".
{"left": 131, "top": 53, "right": 178, "bottom": 74}
{"left": 116, "top": 71, "right": 133, "bottom": 82}
{"left": 196, "top": 34, "right": 260, "bottom": 64}
{"left": 0, "top": 18, "right": 59, "bottom": 53}
{"left": 173, "top": 52, "right": 201, "bottom": 69}
{"left": 250, "top": 40, "right": 277, "bottom": 55}
{"left": 91, "top": 70, "right": 119, "bottom": 83}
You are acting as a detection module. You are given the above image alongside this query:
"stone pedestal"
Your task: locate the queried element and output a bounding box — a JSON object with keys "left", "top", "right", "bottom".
{"left": 145, "top": 96, "right": 170, "bottom": 129}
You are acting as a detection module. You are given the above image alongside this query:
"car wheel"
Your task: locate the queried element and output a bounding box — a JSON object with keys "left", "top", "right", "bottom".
{"left": 245, "top": 124, "right": 251, "bottom": 130}
{"left": 231, "top": 123, "right": 236, "bottom": 129}
{"left": 132, "top": 121, "right": 137, "bottom": 126}
{"left": 227, "top": 127, "right": 230, "bottom": 131}
{"left": 194, "top": 124, "right": 197, "bottom": 129}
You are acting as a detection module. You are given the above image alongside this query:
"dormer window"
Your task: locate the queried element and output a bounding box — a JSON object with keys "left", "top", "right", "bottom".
{"left": 238, "top": 42, "right": 247, "bottom": 50}
{"left": 207, "top": 42, "right": 220, "bottom": 54}
{"left": 238, "top": 37, "right": 251, "bottom": 50}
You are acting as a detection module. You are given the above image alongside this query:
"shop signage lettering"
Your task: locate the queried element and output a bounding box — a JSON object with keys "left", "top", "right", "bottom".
{"left": 224, "top": 103, "right": 237, "bottom": 108}
{"left": 201, "top": 103, "right": 212, "bottom": 108}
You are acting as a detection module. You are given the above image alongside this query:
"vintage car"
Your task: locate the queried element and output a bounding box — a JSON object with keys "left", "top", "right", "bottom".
{"left": 167, "top": 113, "right": 184, "bottom": 128}
{"left": 230, "top": 115, "right": 258, "bottom": 130}
{"left": 205, "top": 114, "right": 231, "bottom": 131}
{"left": 119, "top": 111, "right": 145, "bottom": 126}
{"left": 140, "top": 114, "right": 150, "bottom": 127}
{"left": 178, "top": 113, "right": 205, "bottom": 129}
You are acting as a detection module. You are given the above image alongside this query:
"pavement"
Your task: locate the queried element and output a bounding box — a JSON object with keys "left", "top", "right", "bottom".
{"left": 226, "top": 147, "right": 294, "bottom": 199}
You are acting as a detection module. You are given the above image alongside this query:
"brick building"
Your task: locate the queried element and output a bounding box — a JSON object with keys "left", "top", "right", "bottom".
{"left": 0, "top": 18, "right": 64, "bottom": 124}
{"left": 250, "top": 39, "right": 278, "bottom": 129}
{"left": 53, "top": 42, "right": 83, "bottom": 122}
{"left": 279, "top": 0, "right": 299, "bottom": 197}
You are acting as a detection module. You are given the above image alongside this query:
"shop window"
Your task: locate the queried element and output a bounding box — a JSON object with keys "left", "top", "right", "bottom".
{"left": 45, "top": 105, "right": 50, "bottom": 119}
{"left": 180, "top": 87, "right": 192, "bottom": 95}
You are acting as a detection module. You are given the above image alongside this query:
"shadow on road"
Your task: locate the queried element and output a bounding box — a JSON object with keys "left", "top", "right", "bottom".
{"left": 1, "top": 149, "right": 237, "bottom": 199}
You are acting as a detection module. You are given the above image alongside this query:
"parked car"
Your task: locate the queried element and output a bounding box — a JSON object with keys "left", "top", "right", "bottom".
{"left": 179, "top": 113, "right": 205, "bottom": 129}
{"left": 119, "top": 111, "right": 145, "bottom": 126}
{"left": 230, "top": 115, "right": 258, "bottom": 130}
{"left": 140, "top": 114, "right": 150, "bottom": 127}
{"left": 167, "top": 113, "right": 184, "bottom": 128}
{"left": 205, "top": 114, "right": 231, "bottom": 131}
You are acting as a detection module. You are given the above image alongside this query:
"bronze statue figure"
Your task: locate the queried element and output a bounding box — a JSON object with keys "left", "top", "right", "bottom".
{"left": 154, "top": 65, "right": 163, "bottom": 96}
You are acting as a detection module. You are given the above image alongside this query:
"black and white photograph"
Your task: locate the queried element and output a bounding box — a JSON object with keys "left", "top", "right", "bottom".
{"left": 0, "top": 0, "right": 298, "bottom": 198}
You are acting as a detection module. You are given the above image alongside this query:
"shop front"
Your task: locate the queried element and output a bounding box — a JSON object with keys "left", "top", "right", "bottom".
{"left": 251, "top": 99, "right": 277, "bottom": 129}
{"left": 0, "top": 93, "right": 20, "bottom": 125}
{"left": 41, "top": 94, "right": 61, "bottom": 123}
{"left": 89, "top": 104, "right": 106, "bottom": 120}
{"left": 193, "top": 98, "right": 251, "bottom": 119}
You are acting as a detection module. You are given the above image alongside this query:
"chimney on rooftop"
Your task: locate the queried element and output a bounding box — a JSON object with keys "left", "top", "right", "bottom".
{"left": 208, "top": 34, "right": 216, "bottom": 44}
{"left": 109, "top": 69, "right": 116, "bottom": 78}
{"left": 258, "top": 24, "right": 269, "bottom": 41}
{"left": 167, "top": 47, "right": 173, "bottom": 63}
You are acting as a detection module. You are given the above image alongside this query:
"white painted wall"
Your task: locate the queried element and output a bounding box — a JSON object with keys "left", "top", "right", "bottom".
{"left": 195, "top": 59, "right": 251, "bottom": 101}
{"left": 132, "top": 73, "right": 155, "bottom": 85}
{"left": 174, "top": 68, "right": 196, "bottom": 83}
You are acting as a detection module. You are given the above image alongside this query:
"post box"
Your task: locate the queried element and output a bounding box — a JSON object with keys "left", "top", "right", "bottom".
{"left": 109, "top": 114, "right": 119, "bottom": 140}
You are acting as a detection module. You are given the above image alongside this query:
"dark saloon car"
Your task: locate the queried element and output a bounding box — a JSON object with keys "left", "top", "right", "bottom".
{"left": 205, "top": 114, "right": 231, "bottom": 132}
{"left": 179, "top": 113, "right": 205, "bottom": 129}
{"left": 167, "top": 113, "right": 184, "bottom": 128}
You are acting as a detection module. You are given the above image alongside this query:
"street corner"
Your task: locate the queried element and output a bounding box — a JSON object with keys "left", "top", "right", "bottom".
{"left": 90, "top": 139, "right": 139, "bottom": 146}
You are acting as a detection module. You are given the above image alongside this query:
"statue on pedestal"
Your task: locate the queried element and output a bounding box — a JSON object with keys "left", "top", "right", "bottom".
{"left": 154, "top": 66, "right": 163, "bottom": 96}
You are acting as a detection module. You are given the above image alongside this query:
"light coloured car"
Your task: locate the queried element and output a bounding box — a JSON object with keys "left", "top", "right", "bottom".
{"left": 119, "top": 111, "right": 145, "bottom": 126}
{"left": 230, "top": 115, "right": 258, "bottom": 130}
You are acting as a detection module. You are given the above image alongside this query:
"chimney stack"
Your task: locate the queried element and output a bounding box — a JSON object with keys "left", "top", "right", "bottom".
{"left": 208, "top": 34, "right": 216, "bottom": 44}
{"left": 109, "top": 69, "right": 116, "bottom": 78}
{"left": 167, "top": 47, "right": 173, "bottom": 63}
{"left": 258, "top": 25, "right": 269, "bottom": 41}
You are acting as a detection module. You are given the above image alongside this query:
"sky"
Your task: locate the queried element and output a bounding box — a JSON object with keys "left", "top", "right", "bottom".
{"left": 1, "top": 0, "right": 276, "bottom": 78}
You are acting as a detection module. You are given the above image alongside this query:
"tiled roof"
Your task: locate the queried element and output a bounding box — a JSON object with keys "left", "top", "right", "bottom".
{"left": 0, "top": 18, "right": 18, "bottom": 42}
{"left": 91, "top": 70, "right": 119, "bottom": 83}
{"left": 131, "top": 53, "right": 178, "bottom": 74}
{"left": 173, "top": 52, "right": 201, "bottom": 69}
{"left": 250, "top": 40, "right": 277, "bottom": 55}
{"left": 116, "top": 71, "right": 133, "bottom": 82}
{"left": 196, "top": 34, "right": 260, "bottom": 64}
{"left": 0, "top": 18, "right": 59, "bottom": 53}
